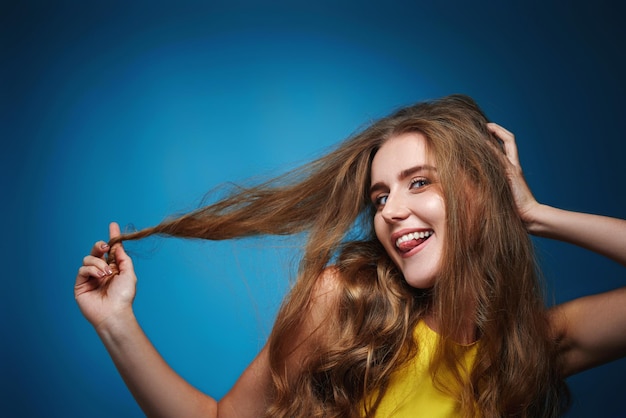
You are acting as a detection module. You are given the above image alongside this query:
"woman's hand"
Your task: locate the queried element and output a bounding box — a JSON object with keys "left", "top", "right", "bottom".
{"left": 487, "top": 123, "right": 541, "bottom": 227}
{"left": 75, "top": 222, "right": 137, "bottom": 329}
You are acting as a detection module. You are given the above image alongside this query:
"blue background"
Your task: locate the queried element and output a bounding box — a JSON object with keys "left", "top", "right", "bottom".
{"left": 2, "top": 1, "right": 625, "bottom": 416}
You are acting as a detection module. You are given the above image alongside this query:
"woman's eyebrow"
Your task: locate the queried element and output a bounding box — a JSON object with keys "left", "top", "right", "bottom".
{"left": 369, "top": 164, "right": 437, "bottom": 196}
{"left": 399, "top": 164, "right": 437, "bottom": 180}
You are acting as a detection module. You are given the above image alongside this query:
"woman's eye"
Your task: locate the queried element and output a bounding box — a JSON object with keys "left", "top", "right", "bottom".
{"left": 374, "top": 195, "right": 388, "bottom": 207}
{"left": 409, "top": 178, "right": 430, "bottom": 190}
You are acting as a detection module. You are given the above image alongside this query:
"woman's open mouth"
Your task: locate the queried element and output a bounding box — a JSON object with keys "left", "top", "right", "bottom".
{"left": 395, "top": 230, "right": 434, "bottom": 254}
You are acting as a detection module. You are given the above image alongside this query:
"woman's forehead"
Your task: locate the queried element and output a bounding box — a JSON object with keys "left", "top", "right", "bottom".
{"left": 370, "top": 132, "right": 435, "bottom": 182}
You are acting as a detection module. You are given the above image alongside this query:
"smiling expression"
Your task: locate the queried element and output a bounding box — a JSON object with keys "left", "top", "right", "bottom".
{"left": 370, "top": 132, "right": 445, "bottom": 289}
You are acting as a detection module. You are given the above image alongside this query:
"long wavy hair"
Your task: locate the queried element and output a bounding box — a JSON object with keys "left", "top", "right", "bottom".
{"left": 108, "top": 95, "right": 568, "bottom": 417}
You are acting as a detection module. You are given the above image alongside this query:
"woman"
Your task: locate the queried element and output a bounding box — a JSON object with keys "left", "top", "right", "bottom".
{"left": 75, "top": 95, "right": 626, "bottom": 417}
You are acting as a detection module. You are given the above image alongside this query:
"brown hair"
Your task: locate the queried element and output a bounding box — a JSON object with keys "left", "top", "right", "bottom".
{"left": 109, "top": 95, "right": 568, "bottom": 417}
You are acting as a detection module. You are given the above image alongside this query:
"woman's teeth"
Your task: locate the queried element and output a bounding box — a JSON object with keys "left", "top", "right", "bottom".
{"left": 395, "top": 230, "right": 433, "bottom": 248}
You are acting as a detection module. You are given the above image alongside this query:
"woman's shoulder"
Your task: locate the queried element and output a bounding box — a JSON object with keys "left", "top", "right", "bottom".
{"left": 315, "top": 266, "right": 342, "bottom": 291}
{"left": 296, "top": 267, "right": 344, "bottom": 339}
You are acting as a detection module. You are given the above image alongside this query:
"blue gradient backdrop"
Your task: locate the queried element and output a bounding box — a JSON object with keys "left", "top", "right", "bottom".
{"left": 2, "top": 1, "right": 625, "bottom": 417}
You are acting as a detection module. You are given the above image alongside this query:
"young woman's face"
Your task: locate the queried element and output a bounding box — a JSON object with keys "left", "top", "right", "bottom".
{"left": 370, "top": 132, "right": 446, "bottom": 289}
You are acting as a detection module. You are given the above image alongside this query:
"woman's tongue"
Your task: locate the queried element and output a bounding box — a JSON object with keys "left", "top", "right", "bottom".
{"left": 398, "top": 237, "right": 426, "bottom": 253}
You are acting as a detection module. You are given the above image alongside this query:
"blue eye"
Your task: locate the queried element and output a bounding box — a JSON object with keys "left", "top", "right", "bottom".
{"left": 410, "top": 178, "right": 429, "bottom": 189}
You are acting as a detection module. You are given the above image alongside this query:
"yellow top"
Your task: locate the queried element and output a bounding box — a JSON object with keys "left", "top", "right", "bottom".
{"left": 369, "top": 321, "right": 478, "bottom": 417}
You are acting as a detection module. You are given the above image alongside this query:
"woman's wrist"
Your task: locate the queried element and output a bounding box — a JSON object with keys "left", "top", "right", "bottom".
{"left": 95, "top": 307, "right": 139, "bottom": 344}
{"left": 519, "top": 201, "right": 548, "bottom": 236}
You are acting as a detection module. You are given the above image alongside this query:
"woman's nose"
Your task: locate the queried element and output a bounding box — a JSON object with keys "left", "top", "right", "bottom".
{"left": 381, "top": 194, "right": 410, "bottom": 223}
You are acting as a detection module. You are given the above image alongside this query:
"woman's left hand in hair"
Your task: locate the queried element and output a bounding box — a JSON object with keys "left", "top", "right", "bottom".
{"left": 486, "top": 123, "right": 541, "bottom": 227}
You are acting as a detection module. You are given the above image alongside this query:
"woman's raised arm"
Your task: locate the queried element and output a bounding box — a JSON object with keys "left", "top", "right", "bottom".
{"left": 487, "top": 123, "right": 626, "bottom": 376}
{"left": 75, "top": 223, "right": 272, "bottom": 417}
{"left": 75, "top": 222, "right": 341, "bottom": 417}
{"left": 487, "top": 122, "right": 626, "bottom": 265}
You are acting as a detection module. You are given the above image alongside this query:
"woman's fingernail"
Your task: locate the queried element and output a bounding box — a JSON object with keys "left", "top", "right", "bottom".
{"left": 106, "top": 267, "right": 113, "bottom": 275}
{"left": 101, "top": 243, "right": 109, "bottom": 250}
